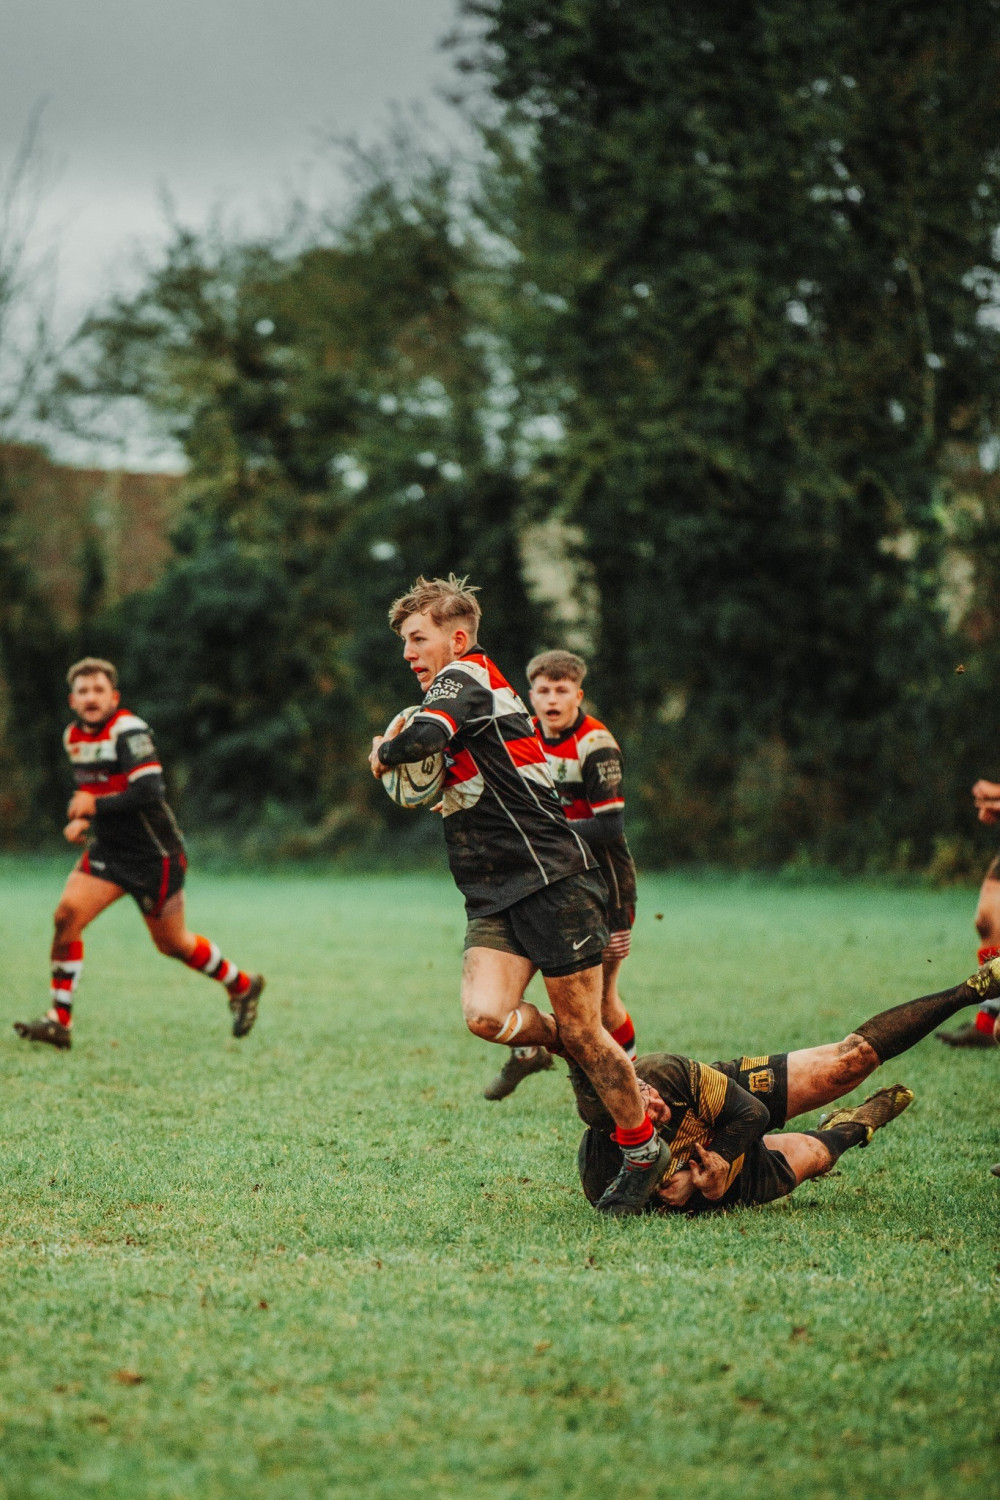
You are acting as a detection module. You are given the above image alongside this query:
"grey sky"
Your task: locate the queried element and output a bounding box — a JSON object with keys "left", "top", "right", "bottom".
{"left": 3, "top": 0, "right": 466, "bottom": 320}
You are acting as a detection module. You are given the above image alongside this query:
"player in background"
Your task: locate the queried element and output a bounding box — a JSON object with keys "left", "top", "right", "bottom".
{"left": 484, "top": 649, "right": 639, "bottom": 1101}
{"left": 937, "top": 775, "right": 1000, "bottom": 1048}
{"left": 369, "top": 576, "right": 670, "bottom": 1215}
{"left": 14, "top": 658, "right": 264, "bottom": 1050}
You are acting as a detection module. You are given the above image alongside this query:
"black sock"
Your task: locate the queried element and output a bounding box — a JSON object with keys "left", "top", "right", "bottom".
{"left": 804, "top": 1124, "right": 867, "bottom": 1164}
{"left": 855, "top": 983, "right": 974, "bottom": 1063}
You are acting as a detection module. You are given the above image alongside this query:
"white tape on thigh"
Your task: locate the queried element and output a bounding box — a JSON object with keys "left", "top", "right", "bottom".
{"left": 494, "top": 1008, "right": 524, "bottom": 1044}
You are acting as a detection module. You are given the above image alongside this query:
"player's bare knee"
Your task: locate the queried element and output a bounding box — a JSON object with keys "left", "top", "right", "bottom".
{"left": 466, "top": 1010, "right": 505, "bottom": 1042}
{"left": 837, "top": 1033, "right": 879, "bottom": 1081}
{"left": 52, "top": 902, "right": 79, "bottom": 942}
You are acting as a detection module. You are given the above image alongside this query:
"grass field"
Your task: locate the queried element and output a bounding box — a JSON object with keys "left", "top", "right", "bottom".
{"left": 0, "top": 858, "right": 997, "bottom": 1499}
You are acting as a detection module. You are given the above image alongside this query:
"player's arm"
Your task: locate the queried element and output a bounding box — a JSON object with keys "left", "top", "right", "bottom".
{"left": 972, "top": 778, "right": 1000, "bottom": 824}
{"left": 376, "top": 668, "right": 491, "bottom": 769}
{"left": 566, "top": 1059, "right": 617, "bottom": 1130}
{"left": 688, "top": 1064, "right": 770, "bottom": 1201}
{"left": 577, "top": 732, "right": 627, "bottom": 843}
{"left": 90, "top": 727, "right": 167, "bottom": 816}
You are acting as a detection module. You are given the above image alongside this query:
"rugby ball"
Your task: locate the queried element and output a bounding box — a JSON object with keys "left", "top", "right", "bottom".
{"left": 381, "top": 705, "right": 446, "bottom": 810}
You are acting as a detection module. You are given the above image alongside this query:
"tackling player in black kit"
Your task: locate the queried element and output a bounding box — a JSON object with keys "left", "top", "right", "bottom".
{"left": 571, "top": 966, "right": 994, "bottom": 1213}
{"left": 369, "top": 576, "right": 669, "bottom": 1215}
{"left": 14, "top": 658, "right": 264, "bottom": 1050}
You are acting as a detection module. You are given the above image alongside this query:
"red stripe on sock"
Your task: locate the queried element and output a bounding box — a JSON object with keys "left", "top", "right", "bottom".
{"left": 186, "top": 936, "right": 212, "bottom": 971}
{"left": 64, "top": 941, "right": 83, "bottom": 962}
{"left": 975, "top": 1008, "right": 997, "bottom": 1035}
{"left": 610, "top": 1016, "right": 635, "bottom": 1050}
{"left": 978, "top": 945, "right": 1000, "bottom": 966}
{"left": 614, "top": 1117, "right": 655, "bottom": 1148}
{"left": 228, "top": 971, "right": 251, "bottom": 998}
{"left": 54, "top": 1004, "right": 72, "bottom": 1026}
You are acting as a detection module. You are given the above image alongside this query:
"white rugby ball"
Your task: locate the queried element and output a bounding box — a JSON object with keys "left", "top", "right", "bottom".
{"left": 381, "top": 705, "right": 446, "bottom": 810}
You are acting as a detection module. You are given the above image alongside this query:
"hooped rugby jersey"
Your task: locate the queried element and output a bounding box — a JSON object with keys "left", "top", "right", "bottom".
{"left": 64, "top": 708, "right": 184, "bottom": 860}
{"left": 536, "top": 710, "right": 637, "bottom": 924}
{"left": 413, "top": 649, "right": 595, "bottom": 917}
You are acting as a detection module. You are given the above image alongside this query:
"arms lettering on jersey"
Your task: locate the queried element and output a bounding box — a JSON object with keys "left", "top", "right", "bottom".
{"left": 414, "top": 668, "right": 492, "bottom": 739}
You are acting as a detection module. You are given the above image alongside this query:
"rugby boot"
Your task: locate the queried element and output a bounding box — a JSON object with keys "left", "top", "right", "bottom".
{"left": 229, "top": 974, "right": 265, "bottom": 1038}
{"left": 965, "top": 956, "right": 1000, "bottom": 1002}
{"left": 935, "top": 1020, "right": 996, "bottom": 1048}
{"left": 484, "top": 1046, "right": 554, "bottom": 1100}
{"left": 595, "top": 1136, "right": 672, "bottom": 1216}
{"left": 818, "top": 1083, "right": 914, "bottom": 1145}
{"left": 13, "top": 1015, "right": 72, "bottom": 1050}
{"left": 991, "top": 1163, "right": 1000, "bottom": 1178}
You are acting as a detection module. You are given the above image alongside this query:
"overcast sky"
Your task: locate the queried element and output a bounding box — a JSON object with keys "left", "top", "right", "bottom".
{"left": 2, "top": 0, "right": 465, "bottom": 324}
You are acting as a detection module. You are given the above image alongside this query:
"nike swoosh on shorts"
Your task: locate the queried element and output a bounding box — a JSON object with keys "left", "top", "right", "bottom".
{"left": 572, "top": 935, "right": 592, "bottom": 951}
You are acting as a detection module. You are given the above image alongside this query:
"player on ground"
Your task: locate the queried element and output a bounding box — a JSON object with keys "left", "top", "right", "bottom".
{"left": 484, "top": 649, "right": 639, "bottom": 1101}
{"left": 573, "top": 962, "right": 995, "bottom": 1213}
{"left": 937, "top": 776, "right": 1000, "bottom": 1048}
{"left": 14, "top": 658, "right": 264, "bottom": 1049}
{"left": 368, "top": 576, "right": 670, "bottom": 1215}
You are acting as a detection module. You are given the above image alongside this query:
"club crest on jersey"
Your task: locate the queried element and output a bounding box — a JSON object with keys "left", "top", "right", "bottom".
{"left": 747, "top": 1068, "right": 774, "bottom": 1094}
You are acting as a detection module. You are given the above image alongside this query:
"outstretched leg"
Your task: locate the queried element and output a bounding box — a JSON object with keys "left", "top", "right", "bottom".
{"left": 144, "top": 892, "right": 263, "bottom": 1036}
{"left": 16, "top": 867, "right": 124, "bottom": 1048}
{"left": 785, "top": 978, "right": 977, "bottom": 1119}
{"left": 938, "top": 866, "right": 1000, "bottom": 1046}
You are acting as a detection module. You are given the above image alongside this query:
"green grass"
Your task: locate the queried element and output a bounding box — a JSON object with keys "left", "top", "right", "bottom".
{"left": 0, "top": 858, "right": 996, "bottom": 1500}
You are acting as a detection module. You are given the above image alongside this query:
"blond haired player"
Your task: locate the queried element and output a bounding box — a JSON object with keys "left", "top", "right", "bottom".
{"left": 14, "top": 658, "right": 263, "bottom": 1049}
{"left": 369, "top": 576, "right": 670, "bottom": 1215}
{"left": 484, "top": 649, "right": 640, "bottom": 1101}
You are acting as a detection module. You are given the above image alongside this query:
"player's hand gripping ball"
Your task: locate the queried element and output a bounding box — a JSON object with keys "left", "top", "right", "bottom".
{"left": 381, "top": 706, "right": 446, "bottom": 810}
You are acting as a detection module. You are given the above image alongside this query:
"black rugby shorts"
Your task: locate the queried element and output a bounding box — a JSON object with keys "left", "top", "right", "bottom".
{"left": 464, "top": 868, "right": 610, "bottom": 978}
{"left": 80, "top": 844, "right": 186, "bottom": 918}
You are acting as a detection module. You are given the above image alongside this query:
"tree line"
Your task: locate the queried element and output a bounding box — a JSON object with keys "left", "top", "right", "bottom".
{"left": 3, "top": 0, "right": 1000, "bottom": 873}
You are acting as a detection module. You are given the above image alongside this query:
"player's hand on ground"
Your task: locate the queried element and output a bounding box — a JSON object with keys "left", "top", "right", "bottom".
{"left": 63, "top": 818, "right": 90, "bottom": 844}
{"left": 369, "top": 735, "right": 388, "bottom": 778}
{"left": 687, "top": 1142, "right": 730, "bottom": 1201}
{"left": 656, "top": 1168, "right": 694, "bottom": 1208}
{"left": 638, "top": 1079, "right": 671, "bottom": 1126}
{"left": 67, "top": 790, "right": 97, "bottom": 819}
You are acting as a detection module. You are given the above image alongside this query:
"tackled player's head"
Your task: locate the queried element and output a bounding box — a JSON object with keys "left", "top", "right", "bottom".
{"left": 527, "top": 649, "right": 587, "bottom": 735}
{"left": 66, "top": 657, "right": 120, "bottom": 726}
{"left": 388, "top": 574, "right": 482, "bottom": 689}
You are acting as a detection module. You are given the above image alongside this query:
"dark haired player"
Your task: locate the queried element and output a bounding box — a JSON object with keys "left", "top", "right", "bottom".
{"left": 484, "top": 648, "right": 640, "bottom": 1101}
{"left": 572, "top": 965, "right": 995, "bottom": 1213}
{"left": 14, "top": 658, "right": 263, "bottom": 1049}
{"left": 369, "top": 575, "right": 670, "bottom": 1215}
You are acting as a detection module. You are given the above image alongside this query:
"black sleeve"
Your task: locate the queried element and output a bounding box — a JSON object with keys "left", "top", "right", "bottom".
{"left": 577, "top": 811, "right": 625, "bottom": 846}
{"left": 378, "top": 718, "right": 450, "bottom": 767}
{"left": 706, "top": 1077, "right": 771, "bottom": 1164}
{"left": 94, "top": 725, "right": 166, "bottom": 816}
{"left": 567, "top": 1060, "right": 616, "bottom": 1131}
{"left": 93, "top": 771, "right": 167, "bottom": 816}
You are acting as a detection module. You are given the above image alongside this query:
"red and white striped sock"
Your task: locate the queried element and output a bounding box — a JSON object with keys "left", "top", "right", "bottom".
{"left": 976, "top": 947, "right": 1000, "bottom": 1029}
{"left": 184, "top": 935, "right": 251, "bottom": 997}
{"left": 50, "top": 941, "right": 83, "bottom": 1027}
{"left": 609, "top": 1013, "right": 637, "bottom": 1060}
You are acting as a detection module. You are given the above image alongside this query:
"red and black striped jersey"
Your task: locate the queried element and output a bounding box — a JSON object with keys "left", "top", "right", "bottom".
{"left": 414, "top": 649, "right": 594, "bottom": 916}
{"left": 64, "top": 708, "right": 184, "bottom": 859}
{"left": 534, "top": 711, "right": 625, "bottom": 823}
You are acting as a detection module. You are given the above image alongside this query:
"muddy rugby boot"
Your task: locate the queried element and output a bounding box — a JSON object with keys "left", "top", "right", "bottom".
{"left": 595, "top": 1136, "right": 672, "bottom": 1216}
{"left": 818, "top": 1083, "right": 914, "bottom": 1145}
{"left": 14, "top": 1015, "right": 72, "bottom": 1050}
{"left": 229, "top": 974, "right": 265, "bottom": 1038}
{"left": 484, "top": 1046, "right": 554, "bottom": 1100}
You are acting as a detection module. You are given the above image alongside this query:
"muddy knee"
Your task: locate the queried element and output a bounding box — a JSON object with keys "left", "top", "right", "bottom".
{"left": 839, "top": 1032, "right": 879, "bottom": 1077}
{"left": 466, "top": 1009, "right": 518, "bottom": 1043}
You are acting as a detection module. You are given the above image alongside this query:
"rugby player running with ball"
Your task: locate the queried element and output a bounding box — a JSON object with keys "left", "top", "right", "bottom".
{"left": 14, "top": 658, "right": 264, "bottom": 1049}
{"left": 369, "top": 576, "right": 669, "bottom": 1215}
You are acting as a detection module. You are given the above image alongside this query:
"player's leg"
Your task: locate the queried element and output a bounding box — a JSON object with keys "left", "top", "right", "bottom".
{"left": 144, "top": 891, "right": 264, "bottom": 1037}
{"left": 765, "top": 1083, "right": 914, "bottom": 1186}
{"left": 461, "top": 945, "right": 559, "bottom": 1050}
{"left": 938, "top": 863, "right": 1000, "bottom": 1047}
{"left": 15, "top": 866, "right": 124, "bottom": 1047}
{"left": 601, "top": 948, "right": 636, "bottom": 1058}
{"left": 785, "top": 975, "right": 980, "bottom": 1117}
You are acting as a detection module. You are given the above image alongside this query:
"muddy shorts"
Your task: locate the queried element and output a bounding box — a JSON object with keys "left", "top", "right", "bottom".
{"left": 464, "top": 869, "right": 609, "bottom": 978}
